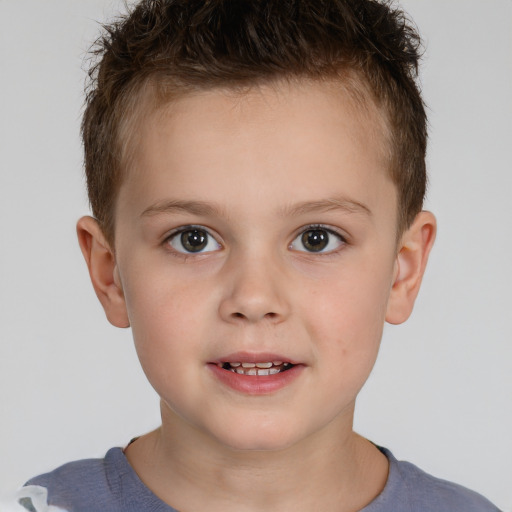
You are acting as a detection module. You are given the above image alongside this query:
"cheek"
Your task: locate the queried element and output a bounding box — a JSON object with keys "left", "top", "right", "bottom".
{"left": 122, "top": 276, "right": 215, "bottom": 414}
{"left": 120, "top": 267, "right": 217, "bottom": 373}
{"left": 124, "top": 260, "right": 215, "bottom": 328}
{"left": 303, "top": 264, "right": 393, "bottom": 372}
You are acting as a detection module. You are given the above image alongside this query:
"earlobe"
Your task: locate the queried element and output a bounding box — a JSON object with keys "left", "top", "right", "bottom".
{"left": 385, "top": 211, "right": 436, "bottom": 325}
{"left": 76, "top": 216, "right": 130, "bottom": 328}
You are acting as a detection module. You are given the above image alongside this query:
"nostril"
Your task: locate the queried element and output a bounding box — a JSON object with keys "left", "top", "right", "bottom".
{"left": 231, "top": 311, "right": 277, "bottom": 320}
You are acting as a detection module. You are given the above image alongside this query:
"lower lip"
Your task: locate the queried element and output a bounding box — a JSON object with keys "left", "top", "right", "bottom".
{"left": 208, "top": 364, "right": 304, "bottom": 395}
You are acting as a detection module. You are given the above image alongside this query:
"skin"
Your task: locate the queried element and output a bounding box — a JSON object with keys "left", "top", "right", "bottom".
{"left": 77, "top": 79, "right": 436, "bottom": 512}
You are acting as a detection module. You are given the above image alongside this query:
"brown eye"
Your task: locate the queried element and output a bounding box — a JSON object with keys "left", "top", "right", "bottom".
{"left": 301, "top": 229, "right": 328, "bottom": 252}
{"left": 290, "top": 226, "right": 345, "bottom": 253}
{"left": 181, "top": 229, "right": 207, "bottom": 252}
{"left": 168, "top": 227, "right": 220, "bottom": 254}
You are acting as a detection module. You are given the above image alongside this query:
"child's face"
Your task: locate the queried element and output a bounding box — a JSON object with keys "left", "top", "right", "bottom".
{"left": 107, "top": 80, "right": 403, "bottom": 451}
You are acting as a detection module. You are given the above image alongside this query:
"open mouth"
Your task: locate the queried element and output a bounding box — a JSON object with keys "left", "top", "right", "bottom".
{"left": 217, "top": 361, "right": 294, "bottom": 376}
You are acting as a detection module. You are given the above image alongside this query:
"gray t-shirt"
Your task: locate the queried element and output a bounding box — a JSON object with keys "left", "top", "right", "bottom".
{"left": 20, "top": 446, "right": 500, "bottom": 512}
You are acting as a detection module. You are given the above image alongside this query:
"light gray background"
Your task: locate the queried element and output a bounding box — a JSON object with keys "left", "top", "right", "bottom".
{"left": 0, "top": 0, "right": 511, "bottom": 509}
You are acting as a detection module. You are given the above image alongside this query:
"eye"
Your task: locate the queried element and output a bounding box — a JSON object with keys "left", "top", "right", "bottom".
{"left": 290, "top": 226, "right": 345, "bottom": 253}
{"left": 167, "top": 227, "right": 221, "bottom": 254}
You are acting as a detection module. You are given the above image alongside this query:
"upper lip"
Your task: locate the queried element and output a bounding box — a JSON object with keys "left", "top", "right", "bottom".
{"left": 210, "top": 351, "right": 300, "bottom": 365}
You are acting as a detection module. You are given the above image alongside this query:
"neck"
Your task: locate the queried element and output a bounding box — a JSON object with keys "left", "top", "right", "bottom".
{"left": 125, "top": 403, "right": 388, "bottom": 512}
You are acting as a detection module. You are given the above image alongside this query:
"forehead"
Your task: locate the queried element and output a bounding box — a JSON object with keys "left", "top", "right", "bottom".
{"left": 117, "top": 79, "right": 395, "bottom": 228}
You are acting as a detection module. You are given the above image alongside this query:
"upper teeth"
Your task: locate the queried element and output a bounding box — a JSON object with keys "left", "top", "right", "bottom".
{"left": 243, "top": 362, "right": 272, "bottom": 368}
{"left": 218, "top": 361, "right": 291, "bottom": 375}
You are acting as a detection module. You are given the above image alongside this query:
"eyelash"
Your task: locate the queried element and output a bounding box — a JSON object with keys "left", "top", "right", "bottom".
{"left": 290, "top": 224, "right": 347, "bottom": 255}
{"left": 163, "top": 224, "right": 347, "bottom": 257}
{"left": 164, "top": 225, "right": 221, "bottom": 256}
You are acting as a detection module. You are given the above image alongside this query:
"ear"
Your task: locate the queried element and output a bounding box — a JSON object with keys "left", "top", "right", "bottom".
{"left": 386, "top": 211, "right": 437, "bottom": 325}
{"left": 76, "top": 216, "right": 130, "bottom": 328}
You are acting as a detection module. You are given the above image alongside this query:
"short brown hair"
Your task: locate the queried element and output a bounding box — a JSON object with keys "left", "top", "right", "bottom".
{"left": 82, "top": 0, "right": 427, "bottom": 244}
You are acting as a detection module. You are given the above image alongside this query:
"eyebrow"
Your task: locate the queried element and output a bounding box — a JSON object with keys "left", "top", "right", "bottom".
{"left": 141, "top": 200, "right": 225, "bottom": 218}
{"left": 280, "top": 197, "right": 372, "bottom": 217}
{"left": 140, "top": 196, "right": 371, "bottom": 219}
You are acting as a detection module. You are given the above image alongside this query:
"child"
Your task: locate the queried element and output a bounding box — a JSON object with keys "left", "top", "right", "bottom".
{"left": 14, "top": 0, "right": 501, "bottom": 510}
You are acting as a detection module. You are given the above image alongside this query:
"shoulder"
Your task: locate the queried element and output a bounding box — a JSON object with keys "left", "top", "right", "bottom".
{"left": 20, "top": 448, "right": 176, "bottom": 512}
{"left": 366, "top": 447, "right": 502, "bottom": 512}
{"left": 21, "top": 448, "right": 124, "bottom": 512}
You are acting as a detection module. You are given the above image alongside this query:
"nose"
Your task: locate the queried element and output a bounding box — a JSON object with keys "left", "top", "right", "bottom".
{"left": 218, "top": 252, "right": 290, "bottom": 324}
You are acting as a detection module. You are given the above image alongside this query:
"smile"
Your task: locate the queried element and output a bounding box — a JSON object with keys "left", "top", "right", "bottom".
{"left": 209, "top": 353, "right": 303, "bottom": 394}
{"left": 218, "top": 361, "right": 293, "bottom": 376}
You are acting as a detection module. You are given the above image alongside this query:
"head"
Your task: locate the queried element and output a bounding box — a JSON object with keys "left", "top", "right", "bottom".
{"left": 77, "top": 0, "right": 436, "bottom": 452}
{"left": 82, "top": 0, "right": 428, "bottom": 246}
